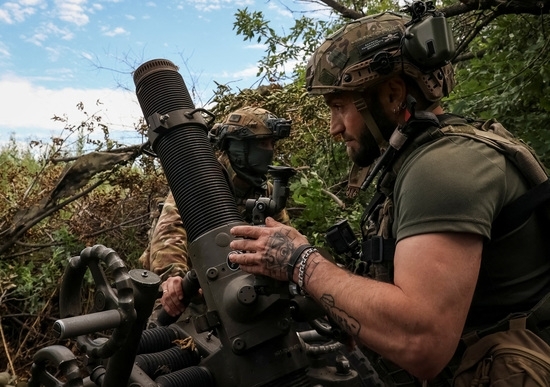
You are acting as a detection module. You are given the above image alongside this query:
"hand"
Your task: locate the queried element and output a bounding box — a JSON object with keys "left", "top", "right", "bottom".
{"left": 160, "top": 276, "right": 186, "bottom": 317}
{"left": 229, "top": 217, "right": 309, "bottom": 282}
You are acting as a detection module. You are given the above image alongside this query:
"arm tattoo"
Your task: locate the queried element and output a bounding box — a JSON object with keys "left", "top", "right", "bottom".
{"left": 263, "top": 231, "right": 294, "bottom": 277}
{"left": 302, "top": 253, "right": 361, "bottom": 337}
{"left": 303, "top": 255, "right": 320, "bottom": 288}
{"left": 320, "top": 294, "right": 361, "bottom": 336}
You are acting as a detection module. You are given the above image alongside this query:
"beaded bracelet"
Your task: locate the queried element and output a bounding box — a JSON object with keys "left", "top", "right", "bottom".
{"left": 287, "top": 244, "right": 312, "bottom": 282}
{"left": 298, "top": 247, "right": 318, "bottom": 289}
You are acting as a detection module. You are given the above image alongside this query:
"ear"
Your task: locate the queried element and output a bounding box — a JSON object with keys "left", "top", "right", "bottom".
{"left": 378, "top": 76, "right": 407, "bottom": 106}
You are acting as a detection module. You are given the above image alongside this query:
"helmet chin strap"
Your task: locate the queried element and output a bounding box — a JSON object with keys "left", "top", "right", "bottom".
{"left": 352, "top": 96, "right": 389, "bottom": 151}
{"left": 352, "top": 94, "right": 421, "bottom": 192}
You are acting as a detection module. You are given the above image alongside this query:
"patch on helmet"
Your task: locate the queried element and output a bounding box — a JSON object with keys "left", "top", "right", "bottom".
{"left": 328, "top": 50, "right": 348, "bottom": 69}
{"left": 356, "top": 33, "right": 401, "bottom": 58}
{"left": 228, "top": 114, "right": 242, "bottom": 123}
{"left": 318, "top": 69, "right": 337, "bottom": 86}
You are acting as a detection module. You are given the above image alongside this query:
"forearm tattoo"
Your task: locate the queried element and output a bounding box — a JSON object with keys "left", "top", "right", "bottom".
{"left": 320, "top": 294, "right": 361, "bottom": 336}
{"left": 263, "top": 230, "right": 294, "bottom": 278}
{"left": 303, "top": 255, "right": 361, "bottom": 337}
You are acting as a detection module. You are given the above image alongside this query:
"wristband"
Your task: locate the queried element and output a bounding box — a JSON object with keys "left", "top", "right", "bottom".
{"left": 298, "top": 247, "right": 318, "bottom": 289}
{"left": 287, "top": 244, "right": 312, "bottom": 282}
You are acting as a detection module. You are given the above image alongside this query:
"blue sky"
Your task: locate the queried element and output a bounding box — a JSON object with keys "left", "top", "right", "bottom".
{"left": 0, "top": 0, "right": 323, "bottom": 149}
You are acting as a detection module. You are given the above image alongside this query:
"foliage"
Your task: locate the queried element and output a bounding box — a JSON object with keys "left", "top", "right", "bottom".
{"left": 233, "top": 10, "right": 332, "bottom": 84}
{"left": 232, "top": 1, "right": 401, "bottom": 84}
{"left": 0, "top": 105, "right": 168, "bottom": 380}
{"left": 447, "top": 14, "right": 550, "bottom": 165}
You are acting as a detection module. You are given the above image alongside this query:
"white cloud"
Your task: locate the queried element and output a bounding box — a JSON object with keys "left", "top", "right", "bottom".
{"left": 81, "top": 51, "right": 93, "bottom": 61}
{"left": 0, "top": 41, "right": 10, "bottom": 58}
{"left": 0, "top": 0, "right": 39, "bottom": 24}
{"left": 44, "top": 45, "right": 63, "bottom": 61}
{"left": 0, "top": 9, "right": 12, "bottom": 24}
{"left": 25, "top": 31, "right": 48, "bottom": 46}
{"left": 25, "top": 22, "right": 74, "bottom": 46}
{"left": 224, "top": 65, "right": 258, "bottom": 79}
{"left": 0, "top": 73, "right": 144, "bottom": 145}
{"left": 54, "top": 0, "right": 90, "bottom": 26}
{"left": 102, "top": 26, "right": 128, "bottom": 37}
{"left": 244, "top": 43, "right": 265, "bottom": 50}
{"left": 187, "top": 0, "right": 253, "bottom": 13}
{"left": 20, "top": 0, "right": 44, "bottom": 6}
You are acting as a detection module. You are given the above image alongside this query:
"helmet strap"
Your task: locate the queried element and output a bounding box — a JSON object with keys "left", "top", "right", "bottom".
{"left": 352, "top": 96, "right": 389, "bottom": 150}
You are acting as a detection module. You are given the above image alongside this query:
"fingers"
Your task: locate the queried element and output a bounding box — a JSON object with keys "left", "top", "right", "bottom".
{"left": 161, "top": 276, "right": 186, "bottom": 317}
{"left": 228, "top": 251, "right": 276, "bottom": 278}
{"left": 229, "top": 237, "right": 257, "bottom": 252}
{"left": 265, "top": 217, "right": 283, "bottom": 227}
{"left": 228, "top": 251, "right": 256, "bottom": 266}
{"left": 230, "top": 224, "right": 263, "bottom": 240}
{"left": 229, "top": 218, "right": 309, "bottom": 280}
{"left": 230, "top": 217, "right": 283, "bottom": 238}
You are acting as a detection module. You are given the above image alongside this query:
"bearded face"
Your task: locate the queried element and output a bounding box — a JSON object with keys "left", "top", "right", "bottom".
{"left": 351, "top": 127, "right": 380, "bottom": 167}
{"left": 351, "top": 96, "right": 397, "bottom": 167}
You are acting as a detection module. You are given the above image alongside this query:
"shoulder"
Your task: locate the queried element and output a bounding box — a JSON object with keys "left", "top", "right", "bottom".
{"left": 397, "top": 136, "right": 508, "bottom": 204}
{"left": 394, "top": 136, "right": 526, "bottom": 241}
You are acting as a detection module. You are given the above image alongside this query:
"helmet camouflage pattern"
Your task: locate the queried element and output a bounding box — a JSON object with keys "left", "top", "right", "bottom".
{"left": 305, "top": 11, "right": 455, "bottom": 102}
{"left": 209, "top": 106, "right": 291, "bottom": 150}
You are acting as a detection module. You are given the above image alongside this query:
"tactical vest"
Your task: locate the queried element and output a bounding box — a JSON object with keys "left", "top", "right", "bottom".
{"left": 356, "top": 114, "right": 550, "bottom": 386}
{"left": 360, "top": 114, "right": 550, "bottom": 281}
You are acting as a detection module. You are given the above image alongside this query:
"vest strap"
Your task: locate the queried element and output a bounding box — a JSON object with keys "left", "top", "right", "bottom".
{"left": 361, "top": 236, "right": 396, "bottom": 263}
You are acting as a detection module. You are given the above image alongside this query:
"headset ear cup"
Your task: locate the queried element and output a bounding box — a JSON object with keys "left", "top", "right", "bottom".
{"left": 216, "top": 125, "right": 229, "bottom": 151}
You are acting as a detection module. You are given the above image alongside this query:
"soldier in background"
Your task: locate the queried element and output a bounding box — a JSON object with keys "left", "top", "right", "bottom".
{"left": 139, "top": 106, "right": 292, "bottom": 317}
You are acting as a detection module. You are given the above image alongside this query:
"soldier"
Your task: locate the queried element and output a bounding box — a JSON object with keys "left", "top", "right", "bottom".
{"left": 139, "top": 106, "right": 291, "bottom": 317}
{"left": 228, "top": 9, "right": 550, "bottom": 386}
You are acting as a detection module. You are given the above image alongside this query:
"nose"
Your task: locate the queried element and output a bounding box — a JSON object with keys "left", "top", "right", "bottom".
{"left": 329, "top": 111, "right": 344, "bottom": 138}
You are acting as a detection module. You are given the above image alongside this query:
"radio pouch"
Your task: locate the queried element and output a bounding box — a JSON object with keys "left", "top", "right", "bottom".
{"left": 452, "top": 316, "right": 550, "bottom": 386}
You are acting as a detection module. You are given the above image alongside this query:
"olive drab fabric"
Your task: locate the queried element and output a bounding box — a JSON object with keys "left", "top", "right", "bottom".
{"left": 356, "top": 116, "right": 550, "bottom": 386}
{"left": 304, "top": 11, "right": 455, "bottom": 102}
{"left": 139, "top": 154, "right": 290, "bottom": 277}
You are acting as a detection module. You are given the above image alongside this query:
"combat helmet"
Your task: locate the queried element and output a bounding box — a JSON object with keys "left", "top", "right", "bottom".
{"left": 209, "top": 107, "right": 292, "bottom": 188}
{"left": 305, "top": 10, "right": 455, "bottom": 103}
{"left": 209, "top": 106, "right": 291, "bottom": 151}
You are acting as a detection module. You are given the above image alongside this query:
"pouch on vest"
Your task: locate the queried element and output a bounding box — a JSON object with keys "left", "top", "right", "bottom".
{"left": 452, "top": 316, "right": 550, "bottom": 387}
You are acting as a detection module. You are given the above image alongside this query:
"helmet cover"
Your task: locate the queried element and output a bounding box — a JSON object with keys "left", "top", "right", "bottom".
{"left": 305, "top": 11, "right": 455, "bottom": 102}
{"left": 209, "top": 106, "right": 291, "bottom": 150}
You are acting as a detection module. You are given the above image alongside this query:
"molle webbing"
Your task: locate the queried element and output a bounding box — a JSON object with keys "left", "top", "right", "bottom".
{"left": 442, "top": 119, "right": 548, "bottom": 186}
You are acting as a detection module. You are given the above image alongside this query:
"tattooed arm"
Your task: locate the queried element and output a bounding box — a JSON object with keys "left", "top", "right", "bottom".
{"left": 229, "top": 217, "right": 482, "bottom": 380}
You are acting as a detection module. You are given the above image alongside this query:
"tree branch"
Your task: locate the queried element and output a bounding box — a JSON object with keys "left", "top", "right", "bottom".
{"left": 318, "top": 0, "right": 364, "bottom": 19}
{"left": 317, "top": 0, "right": 550, "bottom": 21}
{"left": 450, "top": 1, "right": 550, "bottom": 16}
{"left": 453, "top": 11, "right": 500, "bottom": 59}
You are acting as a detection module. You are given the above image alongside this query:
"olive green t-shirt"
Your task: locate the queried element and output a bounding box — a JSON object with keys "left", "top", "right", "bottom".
{"left": 393, "top": 135, "right": 550, "bottom": 326}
